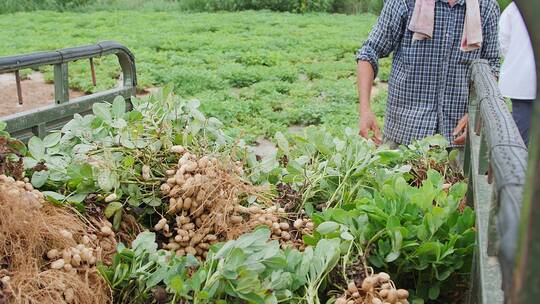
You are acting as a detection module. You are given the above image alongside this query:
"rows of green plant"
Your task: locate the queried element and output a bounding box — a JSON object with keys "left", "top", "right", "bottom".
{"left": 0, "top": 11, "right": 390, "bottom": 142}
{"left": 0, "top": 0, "right": 512, "bottom": 15}
{"left": 1, "top": 90, "right": 474, "bottom": 303}
{"left": 0, "top": 0, "right": 92, "bottom": 13}
{"left": 162, "top": 0, "right": 383, "bottom": 14}
{"left": 0, "top": 0, "right": 384, "bottom": 14}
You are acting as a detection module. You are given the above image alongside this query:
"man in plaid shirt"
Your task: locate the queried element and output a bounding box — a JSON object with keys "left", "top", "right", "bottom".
{"left": 357, "top": 0, "right": 500, "bottom": 147}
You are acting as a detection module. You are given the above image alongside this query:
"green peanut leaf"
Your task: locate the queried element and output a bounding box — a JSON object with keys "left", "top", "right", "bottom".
{"left": 104, "top": 202, "right": 123, "bottom": 218}
{"left": 169, "top": 275, "right": 184, "bottom": 294}
{"left": 93, "top": 103, "right": 112, "bottom": 122}
{"left": 31, "top": 170, "right": 49, "bottom": 188}
{"left": 28, "top": 137, "right": 45, "bottom": 160}
{"left": 316, "top": 221, "right": 339, "bottom": 234}
{"left": 275, "top": 132, "right": 289, "bottom": 155}
{"left": 385, "top": 251, "right": 400, "bottom": 263}
{"left": 97, "top": 168, "right": 118, "bottom": 192}
{"left": 428, "top": 284, "right": 440, "bottom": 300}
{"left": 112, "top": 96, "right": 126, "bottom": 118}
{"left": 43, "top": 133, "right": 61, "bottom": 148}
{"left": 42, "top": 191, "right": 66, "bottom": 203}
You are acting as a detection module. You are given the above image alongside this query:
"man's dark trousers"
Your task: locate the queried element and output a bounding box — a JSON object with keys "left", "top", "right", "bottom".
{"left": 512, "top": 99, "right": 533, "bottom": 146}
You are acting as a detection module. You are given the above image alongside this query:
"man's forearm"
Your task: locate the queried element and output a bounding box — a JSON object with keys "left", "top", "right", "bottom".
{"left": 357, "top": 60, "right": 375, "bottom": 113}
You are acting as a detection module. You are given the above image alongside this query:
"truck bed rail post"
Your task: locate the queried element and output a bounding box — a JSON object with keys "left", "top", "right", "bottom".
{"left": 54, "top": 63, "right": 69, "bottom": 104}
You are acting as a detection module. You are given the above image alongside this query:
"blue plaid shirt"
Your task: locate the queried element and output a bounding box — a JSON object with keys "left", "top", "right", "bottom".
{"left": 357, "top": 0, "right": 500, "bottom": 145}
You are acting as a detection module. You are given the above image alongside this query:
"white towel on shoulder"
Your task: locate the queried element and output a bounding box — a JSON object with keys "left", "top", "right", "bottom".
{"left": 408, "top": 0, "right": 483, "bottom": 52}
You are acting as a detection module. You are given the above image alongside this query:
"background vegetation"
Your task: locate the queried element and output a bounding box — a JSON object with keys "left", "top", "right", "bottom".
{"left": 0, "top": 0, "right": 513, "bottom": 14}
{"left": 0, "top": 11, "right": 390, "bottom": 142}
{"left": 1, "top": 0, "right": 384, "bottom": 14}
{"left": 0, "top": 0, "right": 511, "bottom": 142}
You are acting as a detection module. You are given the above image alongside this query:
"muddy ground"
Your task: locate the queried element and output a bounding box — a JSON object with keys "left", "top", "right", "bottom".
{"left": 0, "top": 72, "right": 85, "bottom": 117}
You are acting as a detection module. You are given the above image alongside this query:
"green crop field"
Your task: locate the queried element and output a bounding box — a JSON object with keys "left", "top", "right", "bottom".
{"left": 0, "top": 11, "right": 390, "bottom": 142}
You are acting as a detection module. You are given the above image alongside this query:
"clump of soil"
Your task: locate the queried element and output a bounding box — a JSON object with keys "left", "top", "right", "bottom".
{"left": 0, "top": 175, "right": 112, "bottom": 304}
{"left": 330, "top": 258, "right": 368, "bottom": 288}
{"left": 409, "top": 158, "right": 465, "bottom": 188}
{"left": 0, "top": 137, "right": 24, "bottom": 181}
{"left": 275, "top": 182, "right": 303, "bottom": 212}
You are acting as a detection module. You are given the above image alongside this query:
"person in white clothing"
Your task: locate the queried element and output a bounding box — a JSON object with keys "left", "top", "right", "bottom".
{"left": 499, "top": 1, "right": 537, "bottom": 146}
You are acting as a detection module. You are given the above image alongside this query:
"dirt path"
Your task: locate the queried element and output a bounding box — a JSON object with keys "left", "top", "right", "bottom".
{"left": 252, "top": 138, "right": 278, "bottom": 157}
{"left": 0, "top": 72, "right": 84, "bottom": 117}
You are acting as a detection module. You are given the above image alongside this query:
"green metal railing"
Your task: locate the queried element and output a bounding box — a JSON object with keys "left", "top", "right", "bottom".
{"left": 464, "top": 60, "right": 528, "bottom": 304}
{"left": 0, "top": 41, "right": 137, "bottom": 140}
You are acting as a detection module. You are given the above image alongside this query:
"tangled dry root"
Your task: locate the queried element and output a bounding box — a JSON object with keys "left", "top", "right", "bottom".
{"left": 156, "top": 148, "right": 271, "bottom": 259}
{"left": 154, "top": 147, "right": 317, "bottom": 258}
{"left": 0, "top": 175, "right": 112, "bottom": 304}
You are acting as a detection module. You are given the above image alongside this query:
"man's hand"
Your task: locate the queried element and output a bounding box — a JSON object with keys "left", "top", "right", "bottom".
{"left": 357, "top": 60, "right": 381, "bottom": 144}
{"left": 452, "top": 114, "right": 469, "bottom": 145}
{"left": 359, "top": 109, "right": 382, "bottom": 145}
